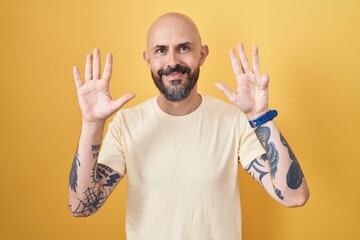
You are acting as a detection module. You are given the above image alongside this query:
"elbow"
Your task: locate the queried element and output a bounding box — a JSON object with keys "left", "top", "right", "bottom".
{"left": 68, "top": 204, "right": 93, "bottom": 218}
{"left": 68, "top": 203, "right": 82, "bottom": 218}
{"left": 68, "top": 200, "right": 94, "bottom": 218}
{"left": 71, "top": 213, "right": 90, "bottom": 218}
{"left": 284, "top": 189, "right": 310, "bottom": 208}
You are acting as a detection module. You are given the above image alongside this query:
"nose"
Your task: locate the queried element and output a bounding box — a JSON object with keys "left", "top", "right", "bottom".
{"left": 166, "top": 50, "right": 180, "bottom": 68}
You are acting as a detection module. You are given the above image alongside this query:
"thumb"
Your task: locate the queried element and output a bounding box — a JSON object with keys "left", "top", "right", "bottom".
{"left": 110, "top": 93, "right": 136, "bottom": 113}
{"left": 214, "top": 82, "right": 236, "bottom": 102}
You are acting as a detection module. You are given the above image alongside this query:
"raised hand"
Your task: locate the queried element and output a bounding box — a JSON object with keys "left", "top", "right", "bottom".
{"left": 73, "top": 49, "right": 135, "bottom": 123}
{"left": 215, "top": 43, "right": 269, "bottom": 119}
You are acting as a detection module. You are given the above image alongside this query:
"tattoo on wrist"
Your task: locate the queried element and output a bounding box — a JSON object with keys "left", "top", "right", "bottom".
{"left": 255, "top": 126, "right": 279, "bottom": 179}
{"left": 280, "top": 133, "right": 304, "bottom": 189}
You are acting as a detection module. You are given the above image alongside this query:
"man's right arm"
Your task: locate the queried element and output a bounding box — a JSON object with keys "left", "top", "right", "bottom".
{"left": 68, "top": 49, "right": 134, "bottom": 217}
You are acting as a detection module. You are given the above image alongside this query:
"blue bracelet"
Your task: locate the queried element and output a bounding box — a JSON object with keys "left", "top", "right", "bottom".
{"left": 248, "top": 110, "right": 278, "bottom": 128}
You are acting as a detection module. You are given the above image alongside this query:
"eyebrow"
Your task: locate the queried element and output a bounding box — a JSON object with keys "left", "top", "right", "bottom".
{"left": 178, "top": 42, "right": 193, "bottom": 47}
{"left": 152, "top": 42, "right": 194, "bottom": 51}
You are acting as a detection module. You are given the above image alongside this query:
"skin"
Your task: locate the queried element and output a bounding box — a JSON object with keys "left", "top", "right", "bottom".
{"left": 68, "top": 12, "right": 309, "bottom": 217}
{"left": 143, "top": 13, "right": 209, "bottom": 116}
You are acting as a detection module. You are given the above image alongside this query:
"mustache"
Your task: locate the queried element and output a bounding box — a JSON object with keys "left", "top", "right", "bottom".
{"left": 158, "top": 64, "right": 191, "bottom": 76}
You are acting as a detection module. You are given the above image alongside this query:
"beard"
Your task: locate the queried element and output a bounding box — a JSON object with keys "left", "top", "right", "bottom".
{"left": 151, "top": 64, "right": 200, "bottom": 102}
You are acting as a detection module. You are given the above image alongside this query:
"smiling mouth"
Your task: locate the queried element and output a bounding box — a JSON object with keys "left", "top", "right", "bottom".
{"left": 167, "top": 72, "right": 183, "bottom": 78}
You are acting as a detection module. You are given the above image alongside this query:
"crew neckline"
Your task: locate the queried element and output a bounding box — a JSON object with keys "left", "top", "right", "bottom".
{"left": 153, "top": 94, "right": 206, "bottom": 123}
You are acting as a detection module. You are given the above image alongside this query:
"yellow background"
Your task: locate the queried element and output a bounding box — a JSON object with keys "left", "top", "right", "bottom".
{"left": 1, "top": 0, "right": 359, "bottom": 239}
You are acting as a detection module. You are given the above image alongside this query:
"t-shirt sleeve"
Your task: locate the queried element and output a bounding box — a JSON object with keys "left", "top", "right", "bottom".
{"left": 238, "top": 113, "right": 266, "bottom": 168}
{"left": 98, "top": 113, "right": 126, "bottom": 176}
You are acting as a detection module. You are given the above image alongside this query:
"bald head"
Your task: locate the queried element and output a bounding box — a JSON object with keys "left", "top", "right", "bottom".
{"left": 143, "top": 13, "right": 209, "bottom": 103}
{"left": 146, "top": 13, "right": 202, "bottom": 51}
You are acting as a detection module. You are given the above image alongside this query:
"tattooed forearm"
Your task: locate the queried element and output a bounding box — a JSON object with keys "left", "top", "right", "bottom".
{"left": 97, "top": 163, "right": 121, "bottom": 187}
{"left": 91, "top": 163, "right": 100, "bottom": 184}
{"left": 92, "top": 145, "right": 100, "bottom": 158}
{"left": 70, "top": 144, "right": 101, "bottom": 192}
{"left": 69, "top": 143, "right": 122, "bottom": 216}
{"left": 280, "top": 133, "right": 304, "bottom": 189}
{"left": 255, "top": 126, "right": 279, "bottom": 179}
{"left": 71, "top": 185, "right": 110, "bottom": 217}
{"left": 92, "top": 144, "right": 100, "bottom": 152}
{"left": 71, "top": 163, "right": 122, "bottom": 216}
{"left": 246, "top": 154, "right": 269, "bottom": 186}
{"left": 69, "top": 152, "right": 80, "bottom": 193}
{"left": 90, "top": 144, "right": 101, "bottom": 183}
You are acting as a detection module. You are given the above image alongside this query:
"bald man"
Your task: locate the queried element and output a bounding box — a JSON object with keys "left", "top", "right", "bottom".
{"left": 68, "top": 12, "right": 309, "bottom": 239}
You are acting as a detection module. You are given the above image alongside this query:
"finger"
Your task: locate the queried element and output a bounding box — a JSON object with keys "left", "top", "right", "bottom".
{"left": 102, "top": 53, "right": 113, "bottom": 82}
{"left": 237, "top": 43, "right": 251, "bottom": 73}
{"left": 260, "top": 73, "right": 270, "bottom": 90}
{"left": 252, "top": 46, "right": 261, "bottom": 77}
{"left": 73, "top": 66, "right": 83, "bottom": 89}
{"left": 229, "top": 48, "right": 244, "bottom": 75}
{"left": 85, "top": 54, "right": 93, "bottom": 82}
{"left": 214, "top": 82, "right": 236, "bottom": 103}
{"left": 111, "top": 93, "right": 136, "bottom": 112}
{"left": 93, "top": 48, "right": 101, "bottom": 79}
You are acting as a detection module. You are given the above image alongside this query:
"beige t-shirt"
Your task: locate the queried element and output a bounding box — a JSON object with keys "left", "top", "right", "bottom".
{"left": 98, "top": 94, "right": 265, "bottom": 240}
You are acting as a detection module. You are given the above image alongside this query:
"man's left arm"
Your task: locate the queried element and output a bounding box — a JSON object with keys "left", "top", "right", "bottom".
{"left": 246, "top": 120, "right": 309, "bottom": 207}
{"left": 215, "top": 43, "right": 309, "bottom": 207}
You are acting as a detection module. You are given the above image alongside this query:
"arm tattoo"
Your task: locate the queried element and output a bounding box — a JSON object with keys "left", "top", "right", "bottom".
{"left": 246, "top": 155, "right": 285, "bottom": 200}
{"left": 69, "top": 151, "right": 80, "bottom": 193}
{"left": 70, "top": 144, "right": 122, "bottom": 215}
{"left": 71, "top": 163, "right": 122, "bottom": 216}
{"left": 92, "top": 145, "right": 100, "bottom": 158}
{"left": 91, "top": 144, "right": 101, "bottom": 184}
{"left": 91, "top": 163, "right": 100, "bottom": 184}
{"left": 273, "top": 185, "right": 284, "bottom": 200}
{"left": 97, "top": 163, "right": 122, "bottom": 187}
{"left": 246, "top": 154, "right": 269, "bottom": 186}
{"left": 254, "top": 127, "right": 285, "bottom": 200}
{"left": 92, "top": 144, "right": 100, "bottom": 151}
{"left": 71, "top": 185, "right": 110, "bottom": 217}
{"left": 280, "top": 133, "right": 304, "bottom": 189}
{"left": 70, "top": 145, "right": 100, "bottom": 192}
{"left": 255, "top": 126, "right": 279, "bottom": 179}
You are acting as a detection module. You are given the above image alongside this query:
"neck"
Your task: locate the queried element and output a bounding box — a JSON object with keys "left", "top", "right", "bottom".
{"left": 157, "top": 88, "right": 202, "bottom": 116}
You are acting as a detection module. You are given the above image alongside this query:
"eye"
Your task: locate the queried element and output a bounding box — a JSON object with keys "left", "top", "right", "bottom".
{"left": 155, "top": 48, "right": 166, "bottom": 54}
{"left": 179, "top": 46, "right": 189, "bottom": 53}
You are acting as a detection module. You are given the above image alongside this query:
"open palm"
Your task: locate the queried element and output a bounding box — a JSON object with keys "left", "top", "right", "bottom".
{"left": 73, "top": 49, "right": 135, "bottom": 123}
{"left": 215, "top": 43, "right": 269, "bottom": 120}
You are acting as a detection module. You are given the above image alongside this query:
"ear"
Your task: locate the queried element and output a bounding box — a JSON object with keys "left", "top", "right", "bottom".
{"left": 198, "top": 45, "right": 209, "bottom": 66}
{"left": 143, "top": 50, "right": 152, "bottom": 68}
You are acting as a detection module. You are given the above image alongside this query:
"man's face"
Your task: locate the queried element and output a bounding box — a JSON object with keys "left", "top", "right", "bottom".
{"left": 144, "top": 14, "right": 208, "bottom": 102}
{"left": 150, "top": 49, "right": 201, "bottom": 102}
